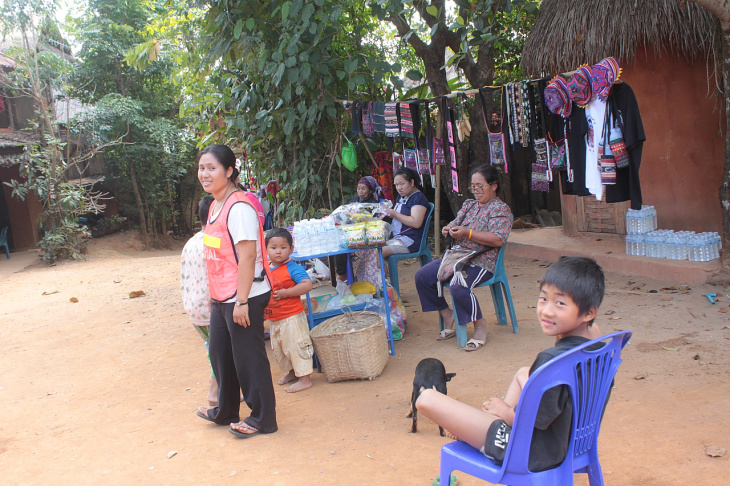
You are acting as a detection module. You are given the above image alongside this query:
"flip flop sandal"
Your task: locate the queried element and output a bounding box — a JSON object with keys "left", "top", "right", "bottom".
{"left": 229, "top": 423, "right": 261, "bottom": 439}
{"left": 463, "top": 337, "right": 489, "bottom": 352}
{"left": 196, "top": 407, "right": 216, "bottom": 423}
{"left": 432, "top": 473, "right": 459, "bottom": 486}
{"left": 437, "top": 329, "right": 456, "bottom": 341}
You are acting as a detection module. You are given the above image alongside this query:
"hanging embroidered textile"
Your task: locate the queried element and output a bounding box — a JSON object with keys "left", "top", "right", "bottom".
{"left": 399, "top": 102, "right": 414, "bottom": 138}
{"left": 520, "top": 81, "right": 531, "bottom": 147}
{"left": 590, "top": 57, "right": 621, "bottom": 102}
{"left": 433, "top": 138, "right": 446, "bottom": 165}
{"left": 566, "top": 65, "right": 593, "bottom": 108}
{"left": 392, "top": 151, "right": 403, "bottom": 171}
{"left": 442, "top": 98, "right": 459, "bottom": 193}
{"left": 477, "top": 87, "right": 508, "bottom": 172}
{"left": 384, "top": 102, "right": 399, "bottom": 137}
{"left": 598, "top": 108, "right": 616, "bottom": 185}
{"left": 362, "top": 101, "right": 374, "bottom": 136}
{"left": 548, "top": 135, "right": 567, "bottom": 171}
{"left": 372, "top": 151, "right": 395, "bottom": 202}
{"left": 403, "top": 148, "right": 418, "bottom": 170}
{"left": 372, "top": 101, "right": 386, "bottom": 132}
{"left": 531, "top": 139, "right": 550, "bottom": 192}
{"left": 417, "top": 148, "right": 432, "bottom": 174}
{"left": 531, "top": 163, "right": 550, "bottom": 192}
{"left": 544, "top": 75, "right": 572, "bottom": 118}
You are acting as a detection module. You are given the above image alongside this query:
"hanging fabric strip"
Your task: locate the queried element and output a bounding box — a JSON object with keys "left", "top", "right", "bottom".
{"left": 362, "top": 101, "right": 374, "bottom": 136}
{"left": 519, "top": 81, "right": 532, "bottom": 147}
{"left": 384, "top": 102, "right": 400, "bottom": 137}
{"left": 443, "top": 98, "right": 459, "bottom": 192}
{"left": 399, "top": 102, "right": 414, "bottom": 138}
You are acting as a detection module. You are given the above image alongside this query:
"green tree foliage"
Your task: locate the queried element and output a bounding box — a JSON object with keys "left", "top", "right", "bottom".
{"left": 371, "top": 0, "right": 538, "bottom": 209}
{"left": 134, "top": 0, "right": 405, "bottom": 222}
{"left": 68, "top": 0, "right": 195, "bottom": 243}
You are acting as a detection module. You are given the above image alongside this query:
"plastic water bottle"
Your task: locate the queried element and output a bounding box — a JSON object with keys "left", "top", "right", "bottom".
{"left": 687, "top": 235, "right": 698, "bottom": 262}
{"left": 626, "top": 210, "right": 639, "bottom": 235}
{"left": 310, "top": 219, "right": 322, "bottom": 255}
{"left": 625, "top": 235, "right": 633, "bottom": 256}
{"left": 324, "top": 217, "right": 339, "bottom": 252}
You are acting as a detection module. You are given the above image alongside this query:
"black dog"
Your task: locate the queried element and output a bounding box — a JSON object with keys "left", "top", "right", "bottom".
{"left": 407, "top": 358, "right": 456, "bottom": 436}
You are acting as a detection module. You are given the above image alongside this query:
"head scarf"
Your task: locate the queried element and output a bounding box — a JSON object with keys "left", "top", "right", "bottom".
{"left": 544, "top": 75, "right": 572, "bottom": 119}
{"left": 566, "top": 65, "right": 594, "bottom": 107}
{"left": 590, "top": 57, "right": 621, "bottom": 102}
{"left": 358, "top": 176, "right": 382, "bottom": 200}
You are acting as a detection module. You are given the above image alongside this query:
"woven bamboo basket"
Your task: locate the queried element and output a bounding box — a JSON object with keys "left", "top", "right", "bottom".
{"left": 309, "top": 311, "right": 389, "bottom": 383}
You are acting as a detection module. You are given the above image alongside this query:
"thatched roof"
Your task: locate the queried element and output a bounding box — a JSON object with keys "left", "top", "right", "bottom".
{"left": 521, "top": 0, "right": 719, "bottom": 77}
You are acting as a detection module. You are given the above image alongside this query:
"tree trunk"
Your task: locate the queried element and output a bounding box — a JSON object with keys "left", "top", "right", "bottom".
{"left": 128, "top": 160, "right": 148, "bottom": 245}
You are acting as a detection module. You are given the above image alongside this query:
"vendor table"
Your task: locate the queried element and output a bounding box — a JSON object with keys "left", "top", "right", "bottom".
{"left": 291, "top": 246, "right": 395, "bottom": 356}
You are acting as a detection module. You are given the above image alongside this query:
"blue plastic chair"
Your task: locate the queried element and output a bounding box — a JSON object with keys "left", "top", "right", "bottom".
{"left": 0, "top": 226, "right": 10, "bottom": 259}
{"left": 387, "top": 202, "right": 434, "bottom": 296}
{"left": 439, "top": 243, "right": 518, "bottom": 348}
{"left": 439, "top": 330, "right": 633, "bottom": 486}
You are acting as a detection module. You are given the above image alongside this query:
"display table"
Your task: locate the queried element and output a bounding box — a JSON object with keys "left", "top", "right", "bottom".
{"left": 291, "top": 246, "right": 395, "bottom": 356}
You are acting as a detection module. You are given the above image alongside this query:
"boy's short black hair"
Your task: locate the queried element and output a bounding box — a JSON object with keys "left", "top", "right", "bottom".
{"left": 265, "top": 227, "right": 293, "bottom": 247}
{"left": 539, "top": 256, "right": 605, "bottom": 319}
{"left": 198, "top": 195, "right": 215, "bottom": 227}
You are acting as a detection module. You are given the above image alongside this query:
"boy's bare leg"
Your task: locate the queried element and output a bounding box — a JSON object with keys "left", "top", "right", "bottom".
{"left": 286, "top": 373, "right": 312, "bottom": 393}
{"left": 416, "top": 389, "right": 498, "bottom": 450}
{"left": 503, "top": 366, "right": 530, "bottom": 407}
{"left": 208, "top": 377, "right": 219, "bottom": 404}
{"left": 278, "top": 370, "right": 298, "bottom": 385}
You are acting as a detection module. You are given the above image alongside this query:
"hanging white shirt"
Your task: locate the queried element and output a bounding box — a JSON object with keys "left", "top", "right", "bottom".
{"left": 584, "top": 98, "right": 607, "bottom": 201}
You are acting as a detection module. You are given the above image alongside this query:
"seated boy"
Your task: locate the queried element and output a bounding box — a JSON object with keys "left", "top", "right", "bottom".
{"left": 416, "top": 256, "right": 605, "bottom": 472}
{"left": 264, "top": 228, "right": 315, "bottom": 393}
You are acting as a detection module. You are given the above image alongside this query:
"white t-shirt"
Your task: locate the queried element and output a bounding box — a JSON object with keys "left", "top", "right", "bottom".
{"left": 584, "top": 99, "right": 606, "bottom": 201}
{"left": 210, "top": 200, "right": 271, "bottom": 301}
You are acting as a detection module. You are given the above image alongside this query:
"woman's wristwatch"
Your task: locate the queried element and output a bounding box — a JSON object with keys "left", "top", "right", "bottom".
{"left": 235, "top": 301, "right": 248, "bottom": 307}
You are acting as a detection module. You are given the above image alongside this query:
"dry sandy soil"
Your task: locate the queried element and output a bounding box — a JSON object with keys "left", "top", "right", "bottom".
{"left": 1, "top": 230, "right": 729, "bottom": 485}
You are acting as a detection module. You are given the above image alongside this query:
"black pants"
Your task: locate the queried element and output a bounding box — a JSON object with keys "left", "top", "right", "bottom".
{"left": 208, "top": 292, "right": 277, "bottom": 433}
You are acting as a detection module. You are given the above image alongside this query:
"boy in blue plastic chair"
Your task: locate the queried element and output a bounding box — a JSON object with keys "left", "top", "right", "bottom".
{"left": 416, "top": 256, "right": 604, "bottom": 472}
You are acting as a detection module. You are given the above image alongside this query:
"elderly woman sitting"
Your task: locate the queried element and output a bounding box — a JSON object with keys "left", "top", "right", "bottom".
{"left": 414, "top": 165, "right": 513, "bottom": 352}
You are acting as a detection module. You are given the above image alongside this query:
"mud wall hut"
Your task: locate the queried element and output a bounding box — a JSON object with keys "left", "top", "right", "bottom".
{"left": 521, "top": 0, "right": 723, "bottom": 236}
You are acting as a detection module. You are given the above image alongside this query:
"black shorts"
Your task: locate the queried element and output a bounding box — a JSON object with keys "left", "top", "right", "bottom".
{"left": 483, "top": 420, "right": 511, "bottom": 465}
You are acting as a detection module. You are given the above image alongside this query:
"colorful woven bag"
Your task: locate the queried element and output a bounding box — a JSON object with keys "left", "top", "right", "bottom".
{"left": 548, "top": 136, "right": 567, "bottom": 170}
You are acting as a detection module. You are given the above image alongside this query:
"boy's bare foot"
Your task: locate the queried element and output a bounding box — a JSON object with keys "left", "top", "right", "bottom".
{"left": 278, "top": 371, "right": 297, "bottom": 385}
{"left": 444, "top": 429, "right": 459, "bottom": 441}
{"left": 286, "top": 375, "right": 312, "bottom": 393}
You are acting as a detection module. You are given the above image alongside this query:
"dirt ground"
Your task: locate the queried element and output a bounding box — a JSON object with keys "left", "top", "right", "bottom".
{"left": 1, "top": 230, "right": 729, "bottom": 485}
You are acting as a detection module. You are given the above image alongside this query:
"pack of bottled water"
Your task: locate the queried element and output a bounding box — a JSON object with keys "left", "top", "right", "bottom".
{"left": 625, "top": 205, "right": 720, "bottom": 261}
{"left": 292, "top": 217, "right": 342, "bottom": 257}
{"left": 634, "top": 228, "right": 721, "bottom": 261}
{"left": 625, "top": 206, "right": 657, "bottom": 235}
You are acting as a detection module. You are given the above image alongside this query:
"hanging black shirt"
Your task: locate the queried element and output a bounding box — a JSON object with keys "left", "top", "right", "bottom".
{"left": 605, "top": 82, "right": 646, "bottom": 209}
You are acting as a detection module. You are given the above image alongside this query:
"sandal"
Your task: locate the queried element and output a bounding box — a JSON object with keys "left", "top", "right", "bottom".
{"left": 229, "top": 421, "right": 261, "bottom": 439}
{"left": 196, "top": 406, "right": 216, "bottom": 423}
{"left": 463, "top": 337, "right": 489, "bottom": 352}
{"left": 437, "top": 329, "right": 456, "bottom": 341}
